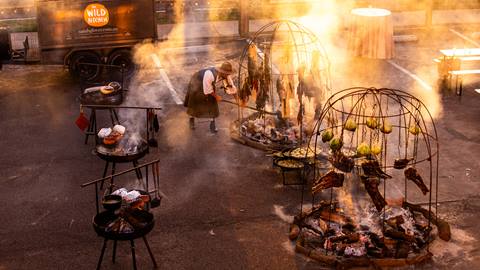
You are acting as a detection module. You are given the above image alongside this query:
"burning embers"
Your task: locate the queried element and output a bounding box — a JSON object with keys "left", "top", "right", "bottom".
{"left": 290, "top": 201, "right": 448, "bottom": 267}
{"left": 239, "top": 114, "right": 306, "bottom": 147}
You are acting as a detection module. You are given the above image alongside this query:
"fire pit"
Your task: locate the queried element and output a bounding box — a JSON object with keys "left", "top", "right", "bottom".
{"left": 96, "top": 135, "right": 149, "bottom": 164}
{"left": 96, "top": 133, "right": 149, "bottom": 189}
{"left": 231, "top": 20, "right": 331, "bottom": 151}
{"left": 81, "top": 83, "right": 123, "bottom": 144}
{"left": 291, "top": 87, "right": 449, "bottom": 267}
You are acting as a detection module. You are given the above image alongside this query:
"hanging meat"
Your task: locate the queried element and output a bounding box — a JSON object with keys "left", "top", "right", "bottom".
{"left": 256, "top": 50, "right": 270, "bottom": 111}
{"left": 312, "top": 170, "right": 345, "bottom": 194}
{"left": 239, "top": 77, "right": 251, "bottom": 106}
{"left": 296, "top": 66, "right": 306, "bottom": 125}
{"left": 276, "top": 75, "right": 293, "bottom": 118}
{"left": 361, "top": 160, "right": 392, "bottom": 179}
{"left": 329, "top": 152, "right": 355, "bottom": 173}
{"left": 247, "top": 44, "right": 259, "bottom": 100}
{"left": 361, "top": 176, "right": 387, "bottom": 211}
{"left": 404, "top": 167, "right": 429, "bottom": 195}
{"left": 393, "top": 158, "right": 413, "bottom": 169}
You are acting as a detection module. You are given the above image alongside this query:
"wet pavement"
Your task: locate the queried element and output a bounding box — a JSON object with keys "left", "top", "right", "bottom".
{"left": 1, "top": 25, "right": 480, "bottom": 270}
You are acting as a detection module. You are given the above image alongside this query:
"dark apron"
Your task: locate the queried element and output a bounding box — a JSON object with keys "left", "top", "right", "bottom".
{"left": 184, "top": 68, "right": 219, "bottom": 118}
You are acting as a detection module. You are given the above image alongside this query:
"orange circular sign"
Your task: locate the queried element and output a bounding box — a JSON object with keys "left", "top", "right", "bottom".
{"left": 84, "top": 3, "right": 109, "bottom": 27}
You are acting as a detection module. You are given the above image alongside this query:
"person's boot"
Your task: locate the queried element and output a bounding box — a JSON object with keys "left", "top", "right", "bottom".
{"left": 189, "top": 117, "right": 195, "bottom": 130}
{"left": 210, "top": 119, "right": 218, "bottom": 133}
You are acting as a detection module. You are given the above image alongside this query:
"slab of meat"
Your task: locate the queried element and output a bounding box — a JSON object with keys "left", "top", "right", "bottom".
{"left": 362, "top": 160, "right": 392, "bottom": 179}
{"left": 404, "top": 167, "right": 429, "bottom": 195}
{"left": 393, "top": 158, "right": 413, "bottom": 169}
{"left": 312, "top": 171, "right": 345, "bottom": 194}
{"left": 329, "top": 152, "right": 355, "bottom": 173}
{"left": 361, "top": 176, "right": 387, "bottom": 211}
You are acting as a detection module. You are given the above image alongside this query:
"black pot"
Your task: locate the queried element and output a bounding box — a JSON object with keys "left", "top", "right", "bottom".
{"left": 102, "top": 195, "right": 122, "bottom": 212}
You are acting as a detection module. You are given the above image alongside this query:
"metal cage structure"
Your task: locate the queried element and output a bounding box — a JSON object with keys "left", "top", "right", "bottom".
{"left": 292, "top": 87, "right": 443, "bottom": 263}
{"left": 231, "top": 20, "right": 332, "bottom": 150}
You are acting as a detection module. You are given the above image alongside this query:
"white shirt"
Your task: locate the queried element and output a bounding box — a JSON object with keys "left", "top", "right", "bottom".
{"left": 202, "top": 70, "right": 237, "bottom": 95}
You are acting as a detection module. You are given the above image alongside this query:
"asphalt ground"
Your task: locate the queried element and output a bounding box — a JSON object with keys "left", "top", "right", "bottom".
{"left": 1, "top": 25, "right": 480, "bottom": 270}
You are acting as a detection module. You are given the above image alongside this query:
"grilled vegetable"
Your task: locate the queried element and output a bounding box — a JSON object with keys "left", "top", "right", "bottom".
{"left": 366, "top": 117, "right": 378, "bottom": 129}
{"left": 330, "top": 137, "right": 343, "bottom": 151}
{"left": 380, "top": 120, "right": 393, "bottom": 134}
{"left": 321, "top": 129, "right": 334, "bottom": 143}
{"left": 409, "top": 125, "right": 421, "bottom": 135}
{"left": 356, "top": 143, "right": 371, "bottom": 156}
{"left": 344, "top": 119, "right": 357, "bottom": 132}
{"left": 371, "top": 144, "right": 382, "bottom": 155}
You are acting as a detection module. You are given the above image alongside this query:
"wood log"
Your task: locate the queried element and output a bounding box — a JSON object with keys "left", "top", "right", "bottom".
{"left": 384, "top": 227, "right": 415, "bottom": 242}
{"left": 330, "top": 233, "right": 360, "bottom": 243}
{"left": 295, "top": 241, "right": 311, "bottom": 256}
{"left": 403, "top": 201, "right": 451, "bottom": 241}
{"left": 289, "top": 224, "right": 300, "bottom": 240}
{"left": 309, "top": 249, "right": 337, "bottom": 266}
{"left": 336, "top": 257, "right": 371, "bottom": 270}
{"left": 405, "top": 251, "right": 433, "bottom": 265}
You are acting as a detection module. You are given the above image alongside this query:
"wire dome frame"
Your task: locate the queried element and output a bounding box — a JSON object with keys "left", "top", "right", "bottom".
{"left": 305, "top": 87, "right": 440, "bottom": 233}
{"left": 232, "top": 20, "right": 332, "bottom": 149}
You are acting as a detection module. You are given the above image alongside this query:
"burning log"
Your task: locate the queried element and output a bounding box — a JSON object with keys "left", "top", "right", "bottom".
{"left": 329, "top": 233, "right": 360, "bottom": 243}
{"left": 404, "top": 167, "right": 429, "bottom": 195}
{"left": 402, "top": 201, "right": 451, "bottom": 241}
{"left": 361, "top": 160, "right": 392, "bottom": 179}
{"left": 384, "top": 227, "right": 415, "bottom": 242}
{"left": 312, "top": 171, "right": 345, "bottom": 194}
{"left": 361, "top": 176, "right": 387, "bottom": 211}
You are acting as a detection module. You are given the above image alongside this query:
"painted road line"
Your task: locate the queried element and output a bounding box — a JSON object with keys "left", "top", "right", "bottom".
{"left": 387, "top": 60, "right": 433, "bottom": 91}
{"left": 150, "top": 54, "right": 183, "bottom": 105}
{"left": 449, "top": 28, "right": 480, "bottom": 47}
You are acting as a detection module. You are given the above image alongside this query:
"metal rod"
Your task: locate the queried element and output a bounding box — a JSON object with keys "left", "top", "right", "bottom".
{"left": 81, "top": 159, "right": 160, "bottom": 187}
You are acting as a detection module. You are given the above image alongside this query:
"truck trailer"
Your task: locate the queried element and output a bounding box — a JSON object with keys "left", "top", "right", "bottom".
{"left": 36, "top": 0, "right": 157, "bottom": 80}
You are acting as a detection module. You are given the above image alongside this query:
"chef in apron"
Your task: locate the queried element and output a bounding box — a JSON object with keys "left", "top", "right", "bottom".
{"left": 184, "top": 61, "right": 237, "bottom": 133}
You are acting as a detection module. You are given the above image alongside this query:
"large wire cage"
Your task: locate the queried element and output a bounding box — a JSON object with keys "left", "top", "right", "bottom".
{"left": 305, "top": 87, "right": 440, "bottom": 238}
{"left": 232, "top": 20, "right": 332, "bottom": 149}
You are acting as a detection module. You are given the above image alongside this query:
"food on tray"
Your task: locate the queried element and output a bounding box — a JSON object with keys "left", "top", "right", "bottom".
{"left": 379, "top": 120, "right": 393, "bottom": 134}
{"left": 330, "top": 137, "right": 343, "bottom": 151}
{"left": 321, "top": 129, "right": 334, "bottom": 143}
{"left": 98, "top": 127, "right": 112, "bottom": 139}
{"left": 366, "top": 117, "right": 378, "bottom": 129}
{"left": 356, "top": 143, "right": 371, "bottom": 156}
{"left": 344, "top": 119, "right": 357, "bottom": 132}
{"left": 108, "top": 81, "right": 122, "bottom": 91}
{"left": 113, "top": 124, "right": 126, "bottom": 135}
{"left": 409, "top": 125, "right": 421, "bottom": 135}
{"left": 276, "top": 159, "right": 304, "bottom": 169}
{"left": 103, "top": 130, "right": 122, "bottom": 145}
{"left": 100, "top": 85, "right": 115, "bottom": 95}
{"left": 290, "top": 146, "right": 321, "bottom": 159}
